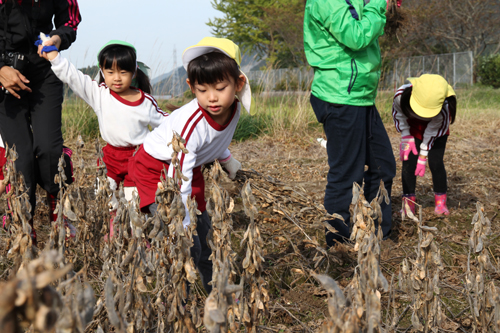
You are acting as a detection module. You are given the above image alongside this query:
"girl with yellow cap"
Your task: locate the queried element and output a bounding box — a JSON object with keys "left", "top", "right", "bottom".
{"left": 392, "top": 74, "right": 457, "bottom": 216}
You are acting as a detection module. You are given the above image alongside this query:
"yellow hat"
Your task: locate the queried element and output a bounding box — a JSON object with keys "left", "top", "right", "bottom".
{"left": 182, "top": 37, "right": 253, "bottom": 114}
{"left": 408, "top": 74, "right": 456, "bottom": 118}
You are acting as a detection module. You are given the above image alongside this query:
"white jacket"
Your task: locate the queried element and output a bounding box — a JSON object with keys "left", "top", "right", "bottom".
{"left": 144, "top": 98, "right": 240, "bottom": 227}
{"left": 50, "top": 54, "right": 168, "bottom": 147}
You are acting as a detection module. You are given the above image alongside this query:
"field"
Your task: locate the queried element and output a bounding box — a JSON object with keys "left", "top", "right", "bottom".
{"left": 0, "top": 86, "right": 499, "bottom": 332}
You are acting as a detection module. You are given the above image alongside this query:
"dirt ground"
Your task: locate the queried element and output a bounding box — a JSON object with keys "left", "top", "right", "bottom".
{"left": 225, "top": 118, "right": 500, "bottom": 330}
{"left": 1, "top": 115, "right": 499, "bottom": 331}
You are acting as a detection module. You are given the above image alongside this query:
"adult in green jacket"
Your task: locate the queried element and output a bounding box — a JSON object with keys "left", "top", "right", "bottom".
{"left": 304, "top": 0, "right": 396, "bottom": 245}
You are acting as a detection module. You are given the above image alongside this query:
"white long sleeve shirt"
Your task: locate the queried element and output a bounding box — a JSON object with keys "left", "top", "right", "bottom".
{"left": 392, "top": 84, "right": 450, "bottom": 156}
{"left": 143, "top": 98, "right": 239, "bottom": 227}
{"left": 50, "top": 54, "right": 168, "bottom": 147}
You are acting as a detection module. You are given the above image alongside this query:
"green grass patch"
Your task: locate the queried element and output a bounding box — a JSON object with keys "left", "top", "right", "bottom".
{"left": 60, "top": 86, "right": 500, "bottom": 143}
{"left": 233, "top": 112, "right": 270, "bottom": 141}
{"left": 62, "top": 97, "right": 99, "bottom": 141}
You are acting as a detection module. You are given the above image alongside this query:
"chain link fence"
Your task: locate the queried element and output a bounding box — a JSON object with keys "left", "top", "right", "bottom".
{"left": 247, "top": 51, "right": 473, "bottom": 92}
{"left": 246, "top": 67, "right": 314, "bottom": 92}
{"left": 380, "top": 51, "right": 474, "bottom": 90}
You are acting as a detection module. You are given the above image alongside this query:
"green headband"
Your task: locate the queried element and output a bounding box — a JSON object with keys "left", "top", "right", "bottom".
{"left": 97, "top": 40, "right": 137, "bottom": 66}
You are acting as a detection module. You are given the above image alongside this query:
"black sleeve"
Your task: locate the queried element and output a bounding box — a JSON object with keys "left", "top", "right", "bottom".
{"left": 49, "top": 0, "right": 81, "bottom": 51}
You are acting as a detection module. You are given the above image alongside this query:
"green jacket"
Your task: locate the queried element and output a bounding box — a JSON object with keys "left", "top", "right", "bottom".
{"left": 304, "top": 0, "right": 386, "bottom": 106}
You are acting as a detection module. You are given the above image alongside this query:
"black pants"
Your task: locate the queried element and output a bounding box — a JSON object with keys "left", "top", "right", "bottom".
{"left": 0, "top": 55, "right": 65, "bottom": 210}
{"left": 149, "top": 204, "right": 213, "bottom": 294}
{"left": 310, "top": 95, "right": 396, "bottom": 245}
{"left": 402, "top": 136, "right": 448, "bottom": 195}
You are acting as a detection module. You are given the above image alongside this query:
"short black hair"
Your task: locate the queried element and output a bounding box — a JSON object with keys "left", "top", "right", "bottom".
{"left": 99, "top": 45, "right": 136, "bottom": 73}
{"left": 187, "top": 51, "right": 243, "bottom": 86}
{"left": 98, "top": 45, "right": 152, "bottom": 94}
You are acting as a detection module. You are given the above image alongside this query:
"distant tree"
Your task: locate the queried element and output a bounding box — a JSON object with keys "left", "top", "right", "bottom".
{"left": 64, "top": 65, "right": 99, "bottom": 97}
{"left": 381, "top": 0, "right": 500, "bottom": 82}
{"left": 80, "top": 65, "right": 100, "bottom": 79}
{"left": 386, "top": 0, "right": 500, "bottom": 58}
{"left": 208, "top": 0, "right": 307, "bottom": 68}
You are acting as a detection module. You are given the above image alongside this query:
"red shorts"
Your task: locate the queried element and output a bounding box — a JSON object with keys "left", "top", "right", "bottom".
{"left": 100, "top": 144, "right": 136, "bottom": 187}
{"left": 0, "top": 147, "right": 6, "bottom": 180}
{"left": 129, "top": 145, "right": 206, "bottom": 213}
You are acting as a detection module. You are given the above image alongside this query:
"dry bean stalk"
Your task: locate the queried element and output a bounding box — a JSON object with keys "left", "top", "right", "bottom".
{"left": 203, "top": 259, "right": 243, "bottom": 333}
{"left": 314, "top": 181, "right": 389, "bottom": 332}
{"left": 465, "top": 202, "right": 499, "bottom": 333}
{"left": 2, "top": 144, "right": 35, "bottom": 276}
{"left": 348, "top": 181, "right": 388, "bottom": 333}
{"left": 0, "top": 250, "right": 72, "bottom": 333}
{"left": 313, "top": 273, "right": 361, "bottom": 333}
{"left": 207, "top": 160, "right": 238, "bottom": 285}
{"left": 239, "top": 179, "right": 269, "bottom": 332}
{"left": 398, "top": 204, "right": 444, "bottom": 332}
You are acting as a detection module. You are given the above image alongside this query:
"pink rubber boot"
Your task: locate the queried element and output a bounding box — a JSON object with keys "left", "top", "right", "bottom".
{"left": 434, "top": 193, "right": 450, "bottom": 216}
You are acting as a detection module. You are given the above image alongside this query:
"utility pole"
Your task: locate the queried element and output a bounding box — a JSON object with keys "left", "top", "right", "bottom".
{"left": 171, "top": 46, "right": 180, "bottom": 97}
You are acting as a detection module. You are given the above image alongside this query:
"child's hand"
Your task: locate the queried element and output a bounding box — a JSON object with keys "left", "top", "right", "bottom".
{"left": 400, "top": 135, "right": 418, "bottom": 161}
{"left": 219, "top": 155, "right": 241, "bottom": 180}
{"left": 36, "top": 33, "right": 61, "bottom": 61}
{"left": 415, "top": 155, "right": 427, "bottom": 177}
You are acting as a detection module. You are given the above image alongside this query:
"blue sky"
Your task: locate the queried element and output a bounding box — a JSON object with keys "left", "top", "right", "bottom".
{"left": 63, "top": 0, "right": 221, "bottom": 80}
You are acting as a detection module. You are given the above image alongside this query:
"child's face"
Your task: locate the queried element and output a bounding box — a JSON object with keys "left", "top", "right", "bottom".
{"left": 102, "top": 60, "right": 134, "bottom": 95}
{"left": 188, "top": 75, "right": 245, "bottom": 125}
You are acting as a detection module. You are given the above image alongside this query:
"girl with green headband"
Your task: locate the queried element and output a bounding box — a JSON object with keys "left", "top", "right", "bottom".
{"left": 39, "top": 40, "right": 169, "bottom": 240}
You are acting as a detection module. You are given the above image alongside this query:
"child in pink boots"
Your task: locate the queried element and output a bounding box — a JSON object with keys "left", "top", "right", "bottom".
{"left": 392, "top": 74, "right": 457, "bottom": 216}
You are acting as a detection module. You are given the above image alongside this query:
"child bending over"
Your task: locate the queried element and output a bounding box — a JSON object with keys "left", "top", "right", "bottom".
{"left": 392, "top": 74, "right": 457, "bottom": 216}
{"left": 129, "top": 37, "right": 251, "bottom": 293}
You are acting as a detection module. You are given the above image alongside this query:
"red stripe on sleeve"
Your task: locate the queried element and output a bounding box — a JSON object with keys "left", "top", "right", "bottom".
{"left": 144, "top": 94, "right": 168, "bottom": 116}
{"left": 179, "top": 113, "right": 204, "bottom": 175}
{"left": 64, "top": 0, "right": 81, "bottom": 31}
{"left": 180, "top": 108, "right": 202, "bottom": 137}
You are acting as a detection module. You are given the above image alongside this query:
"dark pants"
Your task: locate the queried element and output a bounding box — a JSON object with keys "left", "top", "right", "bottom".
{"left": 310, "top": 94, "right": 396, "bottom": 245}
{"left": 402, "top": 136, "right": 448, "bottom": 195}
{"left": 0, "top": 55, "right": 65, "bottom": 210}
{"left": 149, "top": 204, "right": 213, "bottom": 294}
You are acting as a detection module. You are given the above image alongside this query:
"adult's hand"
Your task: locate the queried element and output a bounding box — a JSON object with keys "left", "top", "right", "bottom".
{"left": 0, "top": 66, "right": 32, "bottom": 99}
{"left": 37, "top": 34, "right": 61, "bottom": 59}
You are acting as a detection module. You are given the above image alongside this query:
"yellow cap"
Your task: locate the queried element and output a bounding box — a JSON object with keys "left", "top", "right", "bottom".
{"left": 408, "top": 74, "right": 456, "bottom": 118}
{"left": 182, "top": 37, "right": 253, "bottom": 114}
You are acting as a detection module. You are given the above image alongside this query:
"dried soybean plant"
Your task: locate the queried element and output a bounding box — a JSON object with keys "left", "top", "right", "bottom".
{"left": 203, "top": 260, "right": 243, "bottom": 333}
{"left": 239, "top": 180, "right": 269, "bottom": 332}
{"left": 313, "top": 181, "right": 389, "bottom": 332}
{"left": 94, "top": 139, "right": 115, "bottom": 255}
{"left": 159, "top": 130, "right": 202, "bottom": 332}
{"left": 207, "top": 160, "right": 238, "bottom": 285}
{"left": 347, "top": 181, "right": 389, "bottom": 333}
{"left": 398, "top": 200, "right": 444, "bottom": 332}
{"left": 464, "top": 202, "right": 500, "bottom": 332}
{"left": 313, "top": 273, "right": 362, "bottom": 333}
{"left": 0, "top": 250, "right": 72, "bottom": 333}
{"left": 99, "top": 191, "right": 158, "bottom": 332}
{"left": 55, "top": 272, "right": 95, "bottom": 333}
{"left": 47, "top": 152, "right": 78, "bottom": 252}
{"left": 236, "top": 170, "right": 339, "bottom": 271}
{"left": 2, "top": 144, "right": 35, "bottom": 275}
